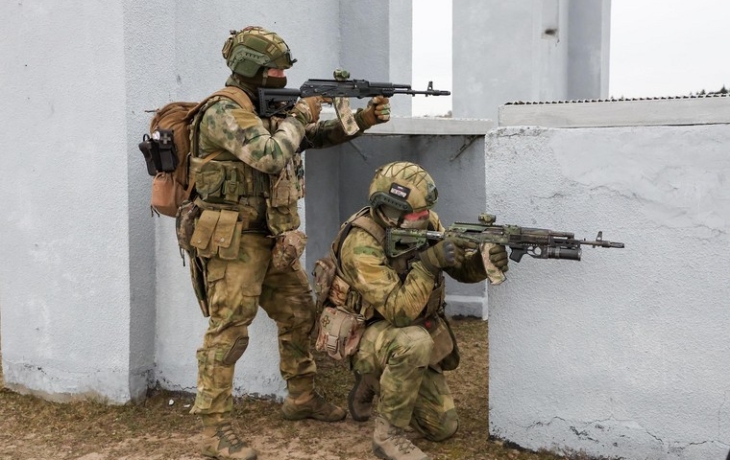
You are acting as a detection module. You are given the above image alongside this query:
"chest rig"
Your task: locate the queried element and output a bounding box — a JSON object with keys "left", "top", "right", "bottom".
{"left": 188, "top": 88, "right": 304, "bottom": 235}
{"left": 325, "top": 207, "right": 445, "bottom": 321}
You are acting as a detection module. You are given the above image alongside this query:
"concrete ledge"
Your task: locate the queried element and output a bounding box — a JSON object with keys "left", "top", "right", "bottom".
{"left": 366, "top": 116, "right": 494, "bottom": 135}
{"left": 499, "top": 95, "right": 730, "bottom": 128}
{"left": 320, "top": 112, "right": 494, "bottom": 135}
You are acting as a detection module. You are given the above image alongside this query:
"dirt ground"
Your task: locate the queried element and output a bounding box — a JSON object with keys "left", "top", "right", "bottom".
{"left": 0, "top": 318, "right": 584, "bottom": 460}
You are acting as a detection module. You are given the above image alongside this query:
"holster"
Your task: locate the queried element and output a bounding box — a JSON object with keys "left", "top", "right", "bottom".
{"left": 189, "top": 256, "right": 209, "bottom": 317}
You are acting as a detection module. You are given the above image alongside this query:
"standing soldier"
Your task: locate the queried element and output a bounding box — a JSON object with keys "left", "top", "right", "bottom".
{"left": 184, "top": 26, "right": 390, "bottom": 460}
{"left": 319, "top": 162, "right": 509, "bottom": 460}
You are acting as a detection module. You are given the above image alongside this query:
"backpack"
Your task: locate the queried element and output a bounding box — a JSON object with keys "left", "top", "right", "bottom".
{"left": 138, "top": 87, "right": 253, "bottom": 217}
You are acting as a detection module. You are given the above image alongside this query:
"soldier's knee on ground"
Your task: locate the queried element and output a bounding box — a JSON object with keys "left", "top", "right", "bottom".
{"left": 425, "top": 410, "right": 459, "bottom": 442}
{"left": 222, "top": 335, "right": 250, "bottom": 365}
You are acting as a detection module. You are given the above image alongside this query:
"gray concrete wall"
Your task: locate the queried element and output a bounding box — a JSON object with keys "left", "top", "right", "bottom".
{"left": 0, "top": 0, "right": 414, "bottom": 402}
{"left": 0, "top": 0, "right": 145, "bottom": 403}
{"left": 453, "top": 0, "right": 610, "bottom": 120}
{"left": 487, "top": 102, "right": 730, "bottom": 458}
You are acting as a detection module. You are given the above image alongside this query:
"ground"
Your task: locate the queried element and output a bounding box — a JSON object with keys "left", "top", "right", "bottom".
{"left": 0, "top": 318, "right": 590, "bottom": 460}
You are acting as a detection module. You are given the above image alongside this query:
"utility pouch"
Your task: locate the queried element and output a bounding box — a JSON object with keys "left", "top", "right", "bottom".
{"left": 265, "top": 201, "right": 301, "bottom": 236}
{"left": 138, "top": 134, "right": 157, "bottom": 176}
{"left": 139, "top": 129, "right": 178, "bottom": 175}
{"left": 312, "top": 256, "right": 337, "bottom": 311}
{"left": 176, "top": 200, "right": 200, "bottom": 252}
{"left": 315, "top": 306, "right": 366, "bottom": 361}
{"left": 328, "top": 275, "right": 350, "bottom": 307}
{"left": 151, "top": 172, "right": 188, "bottom": 217}
{"left": 423, "top": 315, "right": 460, "bottom": 371}
{"left": 270, "top": 229, "right": 307, "bottom": 272}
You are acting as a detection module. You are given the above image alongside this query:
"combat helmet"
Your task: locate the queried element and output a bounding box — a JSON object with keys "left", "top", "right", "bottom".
{"left": 368, "top": 162, "right": 438, "bottom": 227}
{"left": 222, "top": 26, "right": 296, "bottom": 78}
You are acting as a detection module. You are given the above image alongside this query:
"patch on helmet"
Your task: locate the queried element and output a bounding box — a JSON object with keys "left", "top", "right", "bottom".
{"left": 389, "top": 183, "right": 410, "bottom": 199}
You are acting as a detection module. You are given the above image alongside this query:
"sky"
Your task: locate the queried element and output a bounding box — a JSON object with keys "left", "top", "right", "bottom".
{"left": 412, "top": 0, "right": 730, "bottom": 116}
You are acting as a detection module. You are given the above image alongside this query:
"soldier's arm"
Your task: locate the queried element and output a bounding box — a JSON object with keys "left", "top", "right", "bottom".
{"left": 340, "top": 228, "right": 436, "bottom": 328}
{"left": 199, "top": 99, "right": 305, "bottom": 175}
{"left": 430, "top": 213, "right": 489, "bottom": 283}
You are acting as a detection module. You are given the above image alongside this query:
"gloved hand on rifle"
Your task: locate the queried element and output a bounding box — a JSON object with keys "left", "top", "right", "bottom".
{"left": 356, "top": 95, "right": 391, "bottom": 129}
{"left": 487, "top": 244, "right": 509, "bottom": 272}
{"left": 419, "top": 237, "right": 478, "bottom": 274}
{"left": 291, "top": 96, "right": 323, "bottom": 125}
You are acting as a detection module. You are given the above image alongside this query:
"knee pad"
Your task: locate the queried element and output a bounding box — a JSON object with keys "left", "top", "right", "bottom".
{"left": 222, "top": 336, "right": 249, "bottom": 365}
{"left": 425, "top": 411, "right": 459, "bottom": 442}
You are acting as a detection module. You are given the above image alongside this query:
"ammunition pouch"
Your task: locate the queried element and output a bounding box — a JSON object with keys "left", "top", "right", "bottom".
{"left": 190, "top": 209, "right": 243, "bottom": 260}
{"left": 190, "top": 156, "right": 268, "bottom": 205}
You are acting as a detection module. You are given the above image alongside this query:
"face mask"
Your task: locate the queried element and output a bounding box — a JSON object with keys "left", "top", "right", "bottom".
{"left": 399, "top": 209, "right": 430, "bottom": 230}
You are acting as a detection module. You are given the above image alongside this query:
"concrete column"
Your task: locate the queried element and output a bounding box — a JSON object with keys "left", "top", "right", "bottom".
{"left": 453, "top": 0, "right": 610, "bottom": 121}
{"left": 0, "top": 0, "right": 158, "bottom": 403}
{"left": 339, "top": 0, "right": 413, "bottom": 116}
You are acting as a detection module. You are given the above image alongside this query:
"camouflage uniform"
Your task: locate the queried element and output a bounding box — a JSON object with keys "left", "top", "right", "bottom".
{"left": 338, "top": 209, "right": 488, "bottom": 441}
{"left": 187, "top": 27, "right": 386, "bottom": 429}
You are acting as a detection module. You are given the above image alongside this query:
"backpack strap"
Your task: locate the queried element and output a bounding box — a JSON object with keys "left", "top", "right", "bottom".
{"left": 186, "top": 86, "right": 255, "bottom": 158}
{"left": 331, "top": 207, "right": 385, "bottom": 275}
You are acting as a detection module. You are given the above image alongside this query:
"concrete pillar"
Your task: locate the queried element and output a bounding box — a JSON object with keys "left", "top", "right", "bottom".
{"left": 453, "top": 0, "right": 610, "bottom": 121}
{"left": 0, "top": 0, "right": 160, "bottom": 403}
{"left": 305, "top": 0, "right": 414, "bottom": 269}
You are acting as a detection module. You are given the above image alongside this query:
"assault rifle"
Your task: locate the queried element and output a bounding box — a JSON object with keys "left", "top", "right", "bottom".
{"left": 257, "top": 79, "right": 450, "bottom": 117}
{"left": 385, "top": 213, "right": 625, "bottom": 261}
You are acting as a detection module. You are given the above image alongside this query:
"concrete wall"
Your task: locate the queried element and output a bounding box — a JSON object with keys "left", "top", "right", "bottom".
{"left": 452, "top": 0, "right": 611, "bottom": 120}
{"left": 0, "top": 0, "right": 414, "bottom": 402}
{"left": 488, "top": 99, "right": 730, "bottom": 459}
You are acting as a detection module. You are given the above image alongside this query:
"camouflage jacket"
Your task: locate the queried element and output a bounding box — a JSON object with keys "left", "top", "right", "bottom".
{"left": 338, "top": 210, "right": 489, "bottom": 328}
{"left": 195, "top": 95, "right": 365, "bottom": 170}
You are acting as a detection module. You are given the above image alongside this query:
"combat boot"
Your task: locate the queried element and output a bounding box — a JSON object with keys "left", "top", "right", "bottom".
{"left": 200, "top": 423, "right": 258, "bottom": 460}
{"left": 281, "top": 390, "right": 347, "bottom": 422}
{"left": 372, "top": 415, "right": 430, "bottom": 460}
{"left": 348, "top": 371, "right": 379, "bottom": 422}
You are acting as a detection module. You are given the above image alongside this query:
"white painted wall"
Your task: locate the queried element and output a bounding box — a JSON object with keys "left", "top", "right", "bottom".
{"left": 0, "top": 0, "right": 413, "bottom": 402}
{"left": 452, "top": 0, "right": 611, "bottom": 120}
{"left": 487, "top": 110, "right": 730, "bottom": 458}
{"left": 0, "top": 0, "right": 142, "bottom": 403}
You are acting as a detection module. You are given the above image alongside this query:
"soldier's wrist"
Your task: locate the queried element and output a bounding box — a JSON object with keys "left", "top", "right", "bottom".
{"left": 354, "top": 109, "right": 373, "bottom": 131}
{"left": 416, "top": 259, "right": 440, "bottom": 277}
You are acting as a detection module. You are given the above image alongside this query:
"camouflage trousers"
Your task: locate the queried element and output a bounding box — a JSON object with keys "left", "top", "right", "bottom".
{"left": 352, "top": 320, "right": 459, "bottom": 442}
{"left": 191, "top": 233, "right": 317, "bottom": 420}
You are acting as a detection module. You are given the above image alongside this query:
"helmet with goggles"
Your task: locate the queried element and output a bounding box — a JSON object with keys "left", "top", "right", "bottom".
{"left": 368, "top": 162, "right": 438, "bottom": 227}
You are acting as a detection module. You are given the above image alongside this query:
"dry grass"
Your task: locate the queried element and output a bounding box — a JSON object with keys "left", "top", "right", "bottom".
{"left": 0, "top": 319, "right": 582, "bottom": 460}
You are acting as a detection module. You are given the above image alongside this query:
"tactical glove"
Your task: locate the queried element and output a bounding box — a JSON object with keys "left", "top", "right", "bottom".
{"left": 290, "top": 96, "right": 322, "bottom": 125}
{"left": 356, "top": 96, "right": 391, "bottom": 129}
{"left": 488, "top": 244, "right": 509, "bottom": 272}
{"left": 419, "top": 237, "right": 477, "bottom": 274}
